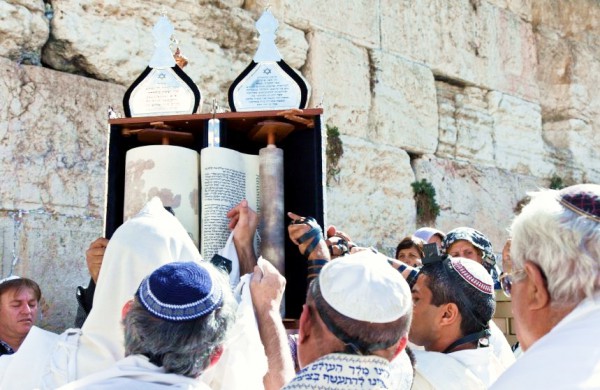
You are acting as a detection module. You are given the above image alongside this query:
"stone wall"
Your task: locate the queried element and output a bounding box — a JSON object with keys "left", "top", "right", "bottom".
{"left": 0, "top": 0, "right": 598, "bottom": 330}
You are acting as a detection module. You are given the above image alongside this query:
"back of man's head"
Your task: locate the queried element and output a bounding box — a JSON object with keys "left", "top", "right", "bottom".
{"left": 420, "top": 257, "right": 495, "bottom": 338}
{"left": 308, "top": 251, "right": 412, "bottom": 357}
{"left": 124, "top": 261, "right": 235, "bottom": 378}
{"left": 0, "top": 276, "right": 41, "bottom": 303}
{"left": 510, "top": 184, "right": 600, "bottom": 305}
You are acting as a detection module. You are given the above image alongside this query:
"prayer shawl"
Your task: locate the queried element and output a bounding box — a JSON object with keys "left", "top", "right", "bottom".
{"left": 56, "top": 355, "right": 211, "bottom": 389}
{"left": 490, "top": 293, "right": 600, "bottom": 389}
{"left": 0, "top": 198, "right": 203, "bottom": 389}
{"left": 488, "top": 320, "right": 516, "bottom": 368}
{"left": 412, "top": 347, "right": 507, "bottom": 390}
{"left": 282, "top": 353, "right": 399, "bottom": 389}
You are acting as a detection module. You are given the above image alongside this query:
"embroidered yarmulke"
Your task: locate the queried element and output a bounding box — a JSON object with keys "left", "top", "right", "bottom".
{"left": 442, "top": 227, "right": 495, "bottom": 267}
{"left": 413, "top": 227, "right": 445, "bottom": 243}
{"left": 559, "top": 184, "right": 600, "bottom": 223}
{"left": 449, "top": 257, "right": 494, "bottom": 295}
{"left": 136, "top": 261, "right": 222, "bottom": 322}
{"left": 318, "top": 251, "right": 411, "bottom": 323}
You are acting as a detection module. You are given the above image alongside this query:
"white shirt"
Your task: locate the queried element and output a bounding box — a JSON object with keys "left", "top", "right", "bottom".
{"left": 412, "top": 346, "right": 508, "bottom": 390}
{"left": 490, "top": 293, "right": 600, "bottom": 389}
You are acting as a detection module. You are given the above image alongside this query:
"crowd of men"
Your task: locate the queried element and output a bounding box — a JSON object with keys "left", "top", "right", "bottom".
{"left": 0, "top": 184, "right": 598, "bottom": 389}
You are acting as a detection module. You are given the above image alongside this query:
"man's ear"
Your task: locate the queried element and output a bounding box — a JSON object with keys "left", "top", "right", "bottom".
{"left": 440, "top": 302, "right": 460, "bottom": 327}
{"left": 524, "top": 261, "right": 551, "bottom": 311}
{"left": 298, "top": 304, "right": 312, "bottom": 344}
{"left": 209, "top": 346, "right": 223, "bottom": 367}
{"left": 391, "top": 335, "right": 408, "bottom": 360}
{"left": 121, "top": 299, "right": 134, "bottom": 320}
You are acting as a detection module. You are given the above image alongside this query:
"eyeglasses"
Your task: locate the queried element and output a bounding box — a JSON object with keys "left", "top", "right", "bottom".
{"left": 499, "top": 269, "right": 527, "bottom": 298}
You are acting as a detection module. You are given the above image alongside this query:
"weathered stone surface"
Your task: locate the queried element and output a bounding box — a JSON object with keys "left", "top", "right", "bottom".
{"left": 41, "top": 1, "right": 308, "bottom": 107}
{"left": 326, "top": 136, "right": 416, "bottom": 256}
{"left": 304, "top": 31, "right": 371, "bottom": 136}
{"left": 0, "top": 211, "right": 103, "bottom": 332}
{"left": 488, "top": 91, "right": 555, "bottom": 177}
{"left": 381, "top": 0, "right": 539, "bottom": 101}
{"left": 368, "top": 51, "right": 438, "bottom": 154}
{"left": 244, "top": 0, "right": 379, "bottom": 47}
{"left": 436, "top": 81, "right": 557, "bottom": 177}
{"left": 486, "top": 0, "right": 532, "bottom": 22}
{"left": 0, "top": 57, "right": 125, "bottom": 215}
{"left": 532, "top": 0, "right": 600, "bottom": 36}
{"left": 412, "top": 156, "right": 546, "bottom": 252}
{"left": 0, "top": 0, "right": 49, "bottom": 64}
{"left": 533, "top": 1, "right": 600, "bottom": 183}
{"left": 543, "top": 119, "right": 599, "bottom": 183}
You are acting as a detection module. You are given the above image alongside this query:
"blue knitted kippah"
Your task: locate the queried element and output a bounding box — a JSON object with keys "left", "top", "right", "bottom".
{"left": 136, "top": 262, "right": 223, "bottom": 322}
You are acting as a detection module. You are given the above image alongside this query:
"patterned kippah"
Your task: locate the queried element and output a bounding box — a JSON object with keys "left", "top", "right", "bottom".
{"left": 136, "top": 261, "right": 223, "bottom": 322}
{"left": 559, "top": 184, "right": 600, "bottom": 223}
{"left": 449, "top": 257, "right": 494, "bottom": 295}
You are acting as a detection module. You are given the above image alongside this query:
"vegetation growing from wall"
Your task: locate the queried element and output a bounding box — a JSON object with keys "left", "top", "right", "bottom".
{"left": 412, "top": 179, "right": 440, "bottom": 225}
{"left": 549, "top": 174, "right": 566, "bottom": 190}
{"left": 326, "top": 124, "right": 343, "bottom": 186}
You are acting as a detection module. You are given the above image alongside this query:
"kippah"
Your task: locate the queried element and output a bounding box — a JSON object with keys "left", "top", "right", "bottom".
{"left": 449, "top": 257, "right": 494, "bottom": 295}
{"left": 559, "top": 184, "right": 600, "bottom": 223}
{"left": 318, "top": 251, "right": 411, "bottom": 323}
{"left": 136, "top": 261, "right": 222, "bottom": 322}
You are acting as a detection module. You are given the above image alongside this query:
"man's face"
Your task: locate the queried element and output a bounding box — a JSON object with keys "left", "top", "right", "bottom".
{"left": 409, "top": 275, "right": 443, "bottom": 350}
{"left": 448, "top": 240, "right": 483, "bottom": 264}
{"left": 0, "top": 288, "right": 38, "bottom": 343}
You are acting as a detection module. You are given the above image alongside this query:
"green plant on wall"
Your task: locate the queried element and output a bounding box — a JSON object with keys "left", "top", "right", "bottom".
{"left": 549, "top": 174, "right": 565, "bottom": 190}
{"left": 412, "top": 179, "right": 440, "bottom": 225}
{"left": 326, "top": 124, "right": 343, "bottom": 186}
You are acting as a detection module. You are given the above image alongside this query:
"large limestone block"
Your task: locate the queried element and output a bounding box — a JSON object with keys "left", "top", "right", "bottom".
{"left": 326, "top": 136, "right": 416, "bottom": 255}
{"left": 532, "top": 0, "right": 600, "bottom": 37}
{"left": 368, "top": 51, "right": 438, "bottom": 154}
{"left": 0, "top": 0, "right": 49, "bottom": 64}
{"left": 244, "top": 0, "right": 379, "bottom": 47}
{"left": 381, "top": 0, "right": 539, "bottom": 101}
{"left": 304, "top": 31, "right": 371, "bottom": 136}
{"left": 543, "top": 119, "right": 600, "bottom": 183}
{"left": 0, "top": 57, "right": 125, "bottom": 215}
{"left": 0, "top": 212, "right": 102, "bottom": 332}
{"left": 435, "top": 82, "right": 495, "bottom": 165}
{"left": 42, "top": 1, "right": 308, "bottom": 107}
{"left": 487, "top": 91, "right": 555, "bottom": 177}
{"left": 412, "top": 156, "right": 545, "bottom": 253}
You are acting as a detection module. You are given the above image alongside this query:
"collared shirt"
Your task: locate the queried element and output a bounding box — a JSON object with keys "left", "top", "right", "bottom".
{"left": 282, "top": 353, "right": 397, "bottom": 389}
{"left": 0, "top": 340, "right": 14, "bottom": 356}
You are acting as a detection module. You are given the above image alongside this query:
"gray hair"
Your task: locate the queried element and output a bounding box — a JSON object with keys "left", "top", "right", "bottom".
{"left": 510, "top": 189, "right": 600, "bottom": 305}
{"left": 123, "top": 267, "right": 236, "bottom": 378}
{"left": 308, "top": 278, "right": 411, "bottom": 355}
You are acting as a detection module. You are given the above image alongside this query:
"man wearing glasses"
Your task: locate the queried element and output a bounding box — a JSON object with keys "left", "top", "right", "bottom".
{"left": 491, "top": 184, "right": 600, "bottom": 389}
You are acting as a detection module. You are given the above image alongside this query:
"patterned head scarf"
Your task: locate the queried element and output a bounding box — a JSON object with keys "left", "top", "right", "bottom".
{"left": 442, "top": 227, "right": 496, "bottom": 270}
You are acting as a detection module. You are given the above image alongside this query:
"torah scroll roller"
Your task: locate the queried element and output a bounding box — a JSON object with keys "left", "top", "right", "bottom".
{"left": 254, "top": 121, "right": 294, "bottom": 315}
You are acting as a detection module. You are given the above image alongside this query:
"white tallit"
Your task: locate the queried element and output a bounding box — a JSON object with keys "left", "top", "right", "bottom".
{"left": 0, "top": 198, "right": 203, "bottom": 389}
